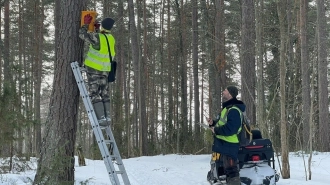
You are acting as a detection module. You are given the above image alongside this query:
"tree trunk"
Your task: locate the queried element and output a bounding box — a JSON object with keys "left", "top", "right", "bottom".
{"left": 215, "top": 0, "right": 226, "bottom": 89}
{"left": 241, "top": 0, "right": 256, "bottom": 124}
{"left": 115, "top": 0, "right": 130, "bottom": 157}
{"left": 192, "top": 0, "right": 200, "bottom": 150}
{"left": 166, "top": 0, "right": 174, "bottom": 154}
{"left": 127, "top": 0, "right": 145, "bottom": 155}
{"left": 1, "top": 0, "right": 12, "bottom": 158}
{"left": 308, "top": 70, "right": 315, "bottom": 180}
{"left": 209, "top": 0, "right": 223, "bottom": 119}
{"left": 139, "top": 2, "right": 149, "bottom": 155}
{"left": 180, "top": 0, "right": 188, "bottom": 153}
{"left": 33, "top": 0, "right": 44, "bottom": 158}
{"left": 255, "top": 0, "right": 266, "bottom": 133}
{"left": 160, "top": 0, "right": 166, "bottom": 154}
{"left": 316, "top": 0, "right": 329, "bottom": 152}
{"left": 277, "top": 0, "right": 290, "bottom": 179}
{"left": 300, "top": 0, "right": 310, "bottom": 151}
{"left": 33, "top": 0, "right": 85, "bottom": 184}
{"left": 0, "top": 6, "right": 2, "bottom": 91}
{"left": 16, "top": 0, "right": 23, "bottom": 156}
{"left": 140, "top": 0, "right": 148, "bottom": 155}
{"left": 200, "top": 1, "right": 211, "bottom": 150}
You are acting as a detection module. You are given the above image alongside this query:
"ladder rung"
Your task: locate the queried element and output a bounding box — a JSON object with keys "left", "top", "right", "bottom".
{"left": 115, "top": 171, "right": 124, "bottom": 175}
{"left": 104, "top": 140, "right": 114, "bottom": 144}
{"left": 102, "top": 154, "right": 118, "bottom": 158}
{"left": 108, "top": 170, "right": 123, "bottom": 175}
{"left": 97, "top": 140, "right": 113, "bottom": 144}
{"left": 80, "top": 67, "right": 87, "bottom": 72}
{"left": 100, "top": 126, "right": 109, "bottom": 129}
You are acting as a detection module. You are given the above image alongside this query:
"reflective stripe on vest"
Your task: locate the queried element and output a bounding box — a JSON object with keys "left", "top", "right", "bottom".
{"left": 215, "top": 106, "right": 242, "bottom": 143}
{"left": 84, "top": 34, "right": 115, "bottom": 71}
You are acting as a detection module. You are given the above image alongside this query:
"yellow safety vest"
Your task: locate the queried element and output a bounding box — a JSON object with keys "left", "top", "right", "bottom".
{"left": 215, "top": 106, "right": 242, "bottom": 143}
{"left": 84, "top": 34, "right": 116, "bottom": 71}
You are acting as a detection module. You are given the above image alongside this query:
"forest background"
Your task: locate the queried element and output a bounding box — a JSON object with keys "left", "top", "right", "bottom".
{"left": 0, "top": 0, "right": 329, "bottom": 184}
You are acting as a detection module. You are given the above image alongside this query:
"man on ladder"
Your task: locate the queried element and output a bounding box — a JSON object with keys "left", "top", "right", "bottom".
{"left": 73, "top": 13, "right": 129, "bottom": 185}
{"left": 79, "top": 14, "right": 116, "bottom": 126}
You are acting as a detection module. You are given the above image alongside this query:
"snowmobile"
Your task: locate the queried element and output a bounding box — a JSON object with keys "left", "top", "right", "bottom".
{"left": 207, "top": 130, "right": 280, "bottom": 185}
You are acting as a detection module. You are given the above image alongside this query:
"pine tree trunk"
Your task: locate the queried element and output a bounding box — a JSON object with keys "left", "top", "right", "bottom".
{"left": 1, "top": 0, "right": 12, "bottom": 158}
{"left": 300, "top": 0, "right": 311, "bottom": 151}
{"left": 140, "top": 0, "right": 148, "bottom": 156}
{"left": 33, "top": 0, "right": 44, "bottom": 158}
{"left": 33, "top": 0, "right": 85, "bottom": 184}
{"left": 192, "top": 0, "right": 201, "bottom": 151}
{"left": 128, "top": 0, "right": 145, "bottom": 156}
{"left": 255, "top": 0, "right": 266, "bottom": 134}
{"left": 209, "top": 0, "right": 223, "bottom": 119}
{"left": 277, "top": 0, "right": 290, "bottom": 179}
{"left": 316, "top": 0, "right": 329, "bottom": 152}
{"left": 166, "top": 0, "right": 174, "bottom": 154}
{"left": 159, "top": 1, "right": 166, "bottom": 154}
{"left": 215, "top": 0, "right": 226, "bottom": 88}
{"left": 241, "top": 0, "right": 256, "bottom": 124}
{"left": 0, "top": 6, "right": 2, "bottom": 91}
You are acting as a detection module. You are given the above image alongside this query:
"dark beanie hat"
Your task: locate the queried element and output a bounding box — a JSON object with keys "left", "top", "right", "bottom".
{"left": 101, "top": 18, "right": 115, "bottom": 30}
{"left": 226, "top": 85, "right": 238, "bottom": 98}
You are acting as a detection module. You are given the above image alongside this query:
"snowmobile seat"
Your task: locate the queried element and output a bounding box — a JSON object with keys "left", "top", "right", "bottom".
{"left": 238, "top": 130, "right": 275, "bottom": 169}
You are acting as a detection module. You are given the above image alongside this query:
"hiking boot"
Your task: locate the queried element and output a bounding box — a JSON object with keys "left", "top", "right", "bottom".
{"left": 93, "top": 102, "right": 109, "bottom": 126}
{"left": 103, "top": 100, "right": 111, "bottom": 123}
{"left": 207, "top": 171, "right": 213, "bottom": 181}
{"left": 227, "top": 176, "right": 241, "bottom": 185}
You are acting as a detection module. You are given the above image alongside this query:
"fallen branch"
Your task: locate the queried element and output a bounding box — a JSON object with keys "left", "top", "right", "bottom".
{"left": 195, "top": 147, "right": 206, "bottom": 155}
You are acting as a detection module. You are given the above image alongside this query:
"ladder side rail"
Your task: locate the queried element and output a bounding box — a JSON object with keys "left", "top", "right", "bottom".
{"left": 105, "top": 127, "right": 131, "bottom": 185}
{"left": 71, "top": 62, "right": 121, "bottom": 185}
{"left": 104, "top": 83, "right": 130, "bottom": 185}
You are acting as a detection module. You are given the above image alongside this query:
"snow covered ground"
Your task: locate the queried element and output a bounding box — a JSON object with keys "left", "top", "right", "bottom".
{"left": 0, "top": 152, "right": 329, "bottom": 185}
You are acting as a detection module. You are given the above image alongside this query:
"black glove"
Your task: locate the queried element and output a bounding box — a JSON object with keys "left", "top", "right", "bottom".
{"left": 94, "top": 21, "right": 101, "bottom": 32}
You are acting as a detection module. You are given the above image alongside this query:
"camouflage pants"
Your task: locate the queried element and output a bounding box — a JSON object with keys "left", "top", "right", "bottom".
{"left": 208, "top": 153, "right": 240, "bottom": 181}
{"left": 86, "top": 67, "right": 109, "bottom": 103}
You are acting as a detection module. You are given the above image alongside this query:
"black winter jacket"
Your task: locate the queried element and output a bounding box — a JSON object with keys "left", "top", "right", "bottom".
{"left": 210, "top": 98, "right": 246, "bottom": 161}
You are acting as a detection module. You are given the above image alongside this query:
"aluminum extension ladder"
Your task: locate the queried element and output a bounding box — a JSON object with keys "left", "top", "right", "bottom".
{"left": 71, "top": 61, "right": 131, "bottom": 185}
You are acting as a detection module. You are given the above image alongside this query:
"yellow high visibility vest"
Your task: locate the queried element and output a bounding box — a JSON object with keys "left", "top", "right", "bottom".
{"left": 84, "top": 34, "right": 115, "bottom": 71}
{"left": 215, "top": 106, "right": 242, "bottom": 143}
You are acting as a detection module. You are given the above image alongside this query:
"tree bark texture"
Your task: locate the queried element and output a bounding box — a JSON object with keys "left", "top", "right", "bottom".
{"left": 0, "top": 4, "right": 2, "bottom": 91}
{"left": 277, "top": 0, "right": 290, "bottom": 179}
{"left": 215, "top": 0, "right": 226, "bottom": 89}
{"left": 33, "top": 0, "right": 86, "bottom": 184}
{"left": 255, "top": 0, "right": 266, "bottom": 133}
{"left": 316, "top": 0, "right": 329, "bottom": 152}
{"left": 300, "top": 0, "right": 311, "bottom": 151}
{"left": 209, "top": 0, "right": 224, "bottom": 117}
{"left": 192, "top": 0, "right": 201, "bottom": 151}
{"left": 33, "top": 0, "right": 44, "bottom": 157}
{"left": 241, "top": 0, "right": 256, "bottom": 124}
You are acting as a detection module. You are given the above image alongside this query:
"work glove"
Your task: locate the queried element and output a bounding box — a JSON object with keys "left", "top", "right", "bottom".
{"left": 94, "top": 21, "right": 101, "bottom": 30}
{"left": 84, "top": 14, "right": 93, "bottom": 25}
